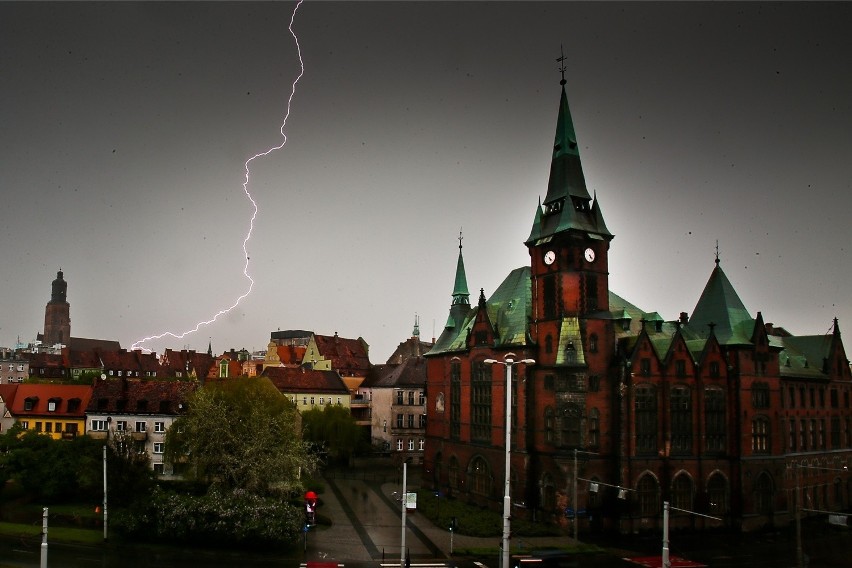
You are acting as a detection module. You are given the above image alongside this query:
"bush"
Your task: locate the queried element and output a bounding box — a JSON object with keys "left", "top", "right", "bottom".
{"left": 113, "top": 486, "right": 305, "bottom": 549}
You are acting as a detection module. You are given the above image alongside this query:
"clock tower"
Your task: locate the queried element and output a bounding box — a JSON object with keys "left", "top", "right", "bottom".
{"left": 525, "top": 75, "right": 613, "bottom": 368}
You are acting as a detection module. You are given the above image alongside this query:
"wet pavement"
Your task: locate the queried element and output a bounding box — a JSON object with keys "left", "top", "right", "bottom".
{"left": 306, "top": 465, "right": 576, "bottom": 566}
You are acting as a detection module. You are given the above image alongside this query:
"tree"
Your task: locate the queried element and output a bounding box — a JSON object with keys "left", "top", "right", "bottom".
{"left": 164, "top": 377, "right": 314, "bottom": 496}
{"left": 301, "top": 404, "right": 365, "bottom": 465}
{"left": 0, "top": 426, "right": 104, "bottom": 503}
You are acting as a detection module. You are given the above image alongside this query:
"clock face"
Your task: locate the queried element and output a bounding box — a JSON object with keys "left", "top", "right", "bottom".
{"left": 584, "top": 247, "right": 596, "bottom": 263}
{"left": 543, "top": 250, "right": 556, "bottom": 265}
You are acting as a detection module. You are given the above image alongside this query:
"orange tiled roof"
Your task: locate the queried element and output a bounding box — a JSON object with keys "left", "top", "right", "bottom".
{"left": 9, "top": 384, "right": 93, "bottom": 418}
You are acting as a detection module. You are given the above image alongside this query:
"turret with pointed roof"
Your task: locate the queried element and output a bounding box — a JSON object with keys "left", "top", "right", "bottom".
{"left": 432, "top": 234, "right": 473, "bottom": 353}
{"left": 685, "top": 258, "right": 753, "bottom": 344}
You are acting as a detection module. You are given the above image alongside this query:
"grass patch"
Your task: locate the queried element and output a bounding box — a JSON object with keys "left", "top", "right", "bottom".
{"left": 416, "top": 489, "right": 563, "bottom": 538}
{"left": 0, "top": 521, "right": 105, "bottom": 545}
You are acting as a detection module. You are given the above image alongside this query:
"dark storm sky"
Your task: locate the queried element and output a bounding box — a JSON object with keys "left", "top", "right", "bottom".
{"left": 2, "top": 1, "right": 851, "bottom": 361}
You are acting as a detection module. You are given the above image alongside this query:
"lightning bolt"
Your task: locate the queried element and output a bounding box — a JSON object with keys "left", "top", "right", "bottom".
{"left": 131, "top": 0, "right": 305, "bottom": 352}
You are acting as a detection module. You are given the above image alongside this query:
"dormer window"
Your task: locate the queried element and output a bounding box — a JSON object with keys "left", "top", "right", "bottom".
{"left": 24, "top": 397, "right": 38, "bottom": 411}
{"left": 47, "top": 398, "right": 61, "bottom": 412}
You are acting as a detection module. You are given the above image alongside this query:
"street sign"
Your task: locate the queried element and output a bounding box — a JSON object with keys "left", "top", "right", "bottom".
{"left": 404, "top": 492, "right": 417, "bottom": 509}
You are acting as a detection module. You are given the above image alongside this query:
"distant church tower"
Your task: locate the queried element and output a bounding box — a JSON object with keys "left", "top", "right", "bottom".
{"left": 43, "top": 270, "right": 71, "bottom": 346}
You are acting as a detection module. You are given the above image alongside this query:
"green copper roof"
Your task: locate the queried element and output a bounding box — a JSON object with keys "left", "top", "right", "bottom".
{"left": 779, "top": 334, "right": 833, "bottom": 378}
{"left": 685, "top": 261, "right": 754, "bottom": 345}
{"left": 547, "top": 85, "right": 589, "bottom": 201}
{"left": 429, "top": 267, "right": 531, "bottom": 356}
{"left": 526, "top": 85, "right": 612, "bottom": 245}
{"left": 451, "top": 245, "right": 470, "bottom": 305}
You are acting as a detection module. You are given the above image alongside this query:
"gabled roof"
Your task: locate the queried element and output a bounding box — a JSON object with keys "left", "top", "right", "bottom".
{"left": 313, "top": 334, "right": 371, "bottom": 375}
{"left": 161, "top": 349, "right": 215, "bottom": 378}
{"left": 262, "top": 367, "right": 350, "bottom": 394}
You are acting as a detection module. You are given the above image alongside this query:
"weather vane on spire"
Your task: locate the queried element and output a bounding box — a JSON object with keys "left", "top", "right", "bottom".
{"left": 557, "top": 45, "right": 567, "bottom": 86}
{"left": 715, "top": 240, "right": 720, "bottom": 265}
{"left": 458, "top": 228, "right": 463, "bottom": 250}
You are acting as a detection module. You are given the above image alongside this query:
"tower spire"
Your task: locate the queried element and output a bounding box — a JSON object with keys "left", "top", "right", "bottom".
{"left": 526, "top": 55, "right": 611, "bottom": 245}
{"left": 452, "top": 229, "right": 470, "bottom": 306}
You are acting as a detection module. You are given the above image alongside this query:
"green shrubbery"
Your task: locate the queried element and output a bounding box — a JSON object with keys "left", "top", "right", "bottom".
{"left": 113, "top": 486, "right": 305, "bottom": 549}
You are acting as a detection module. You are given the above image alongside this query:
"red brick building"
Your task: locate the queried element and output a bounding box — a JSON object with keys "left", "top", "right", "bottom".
{"left": 424, "top": 78, "right": 852, "bottom": 534}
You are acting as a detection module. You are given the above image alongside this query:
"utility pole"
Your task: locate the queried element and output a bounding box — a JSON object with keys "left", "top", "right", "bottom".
{"left": 400, "top": 462, "right": 407, "bottom": 567}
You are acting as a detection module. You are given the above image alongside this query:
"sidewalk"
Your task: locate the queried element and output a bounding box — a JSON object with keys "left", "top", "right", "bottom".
{"left": 306, "top": 465, "right": 575, "bottom": 564}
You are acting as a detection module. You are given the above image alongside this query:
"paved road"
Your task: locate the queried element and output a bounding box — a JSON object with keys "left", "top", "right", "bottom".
{"left": 306, "top": 469, "right": 575, "bottom": 566}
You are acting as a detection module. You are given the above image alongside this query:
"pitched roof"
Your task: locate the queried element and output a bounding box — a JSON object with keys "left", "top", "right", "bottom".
{"left": 87, "top": 378, "right": 197, "bottom": 414}
{"left": 262, "top": 367, "right": 350, "bottom": 394}
{"left": 685, "top": 261, "right": 754, "bottom": 345}
{"left": 277, "top": 344, "right": 307, "bottom": 365}
{"left": 312, "top": 334, "right": 371, "bottom": 375}
{"left": 0, "top": 384, "right": 20, "bottom": 407}
{"left": 385, "top": 337, "right": 433, "bottom": 365}
{"left": 429, "top": 267, "right": 531, "bottom": 355}
{"left": 363, "top": 356, "right": 428, "bottom": 389}
{"left": 67, "top": 337, "right": 122, "bottom": 351}
{"left": 9, "top": 384, "right": 93, "bottom": 418}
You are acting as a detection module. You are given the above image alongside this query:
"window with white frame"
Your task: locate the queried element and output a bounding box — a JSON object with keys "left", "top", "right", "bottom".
{"left": 135, "top": 421, "right": 146, "bottom": 432}
{"left": 153, "top": 442, "right": 164, "bottom": 454}
{"left": 154, "top": 422, "right": 165, "bottom": 433}
{"left": 408, "top": 439, "right": 414, "bottom": 451}
{"left": 116, "top": 421, "right": 127, "bottom": 432}
{"left": 418, "top": 439, "right": 424, "bottom": 451}
{"left": 319, "top": 397, "right": 324, "bottom": 405}
{"left": 397, "top": 439, "right": 403, "bottom": 451}
{"left": 91, "top": 420, "right": 108, "bottom": 431}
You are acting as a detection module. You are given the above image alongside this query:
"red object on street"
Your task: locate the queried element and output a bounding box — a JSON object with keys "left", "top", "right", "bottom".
{"left": 304, "top": 491, "right": 318, "bottom": 500}
{"left": 626, "top": 556, "right": 706, "bottom": 568}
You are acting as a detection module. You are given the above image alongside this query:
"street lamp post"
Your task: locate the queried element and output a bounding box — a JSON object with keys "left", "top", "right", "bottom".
{"left": 795, "top": 464, "right": 803, "bottom": 568}
{"left": 484, "top": 354, "right": 535, "bottom": 568}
